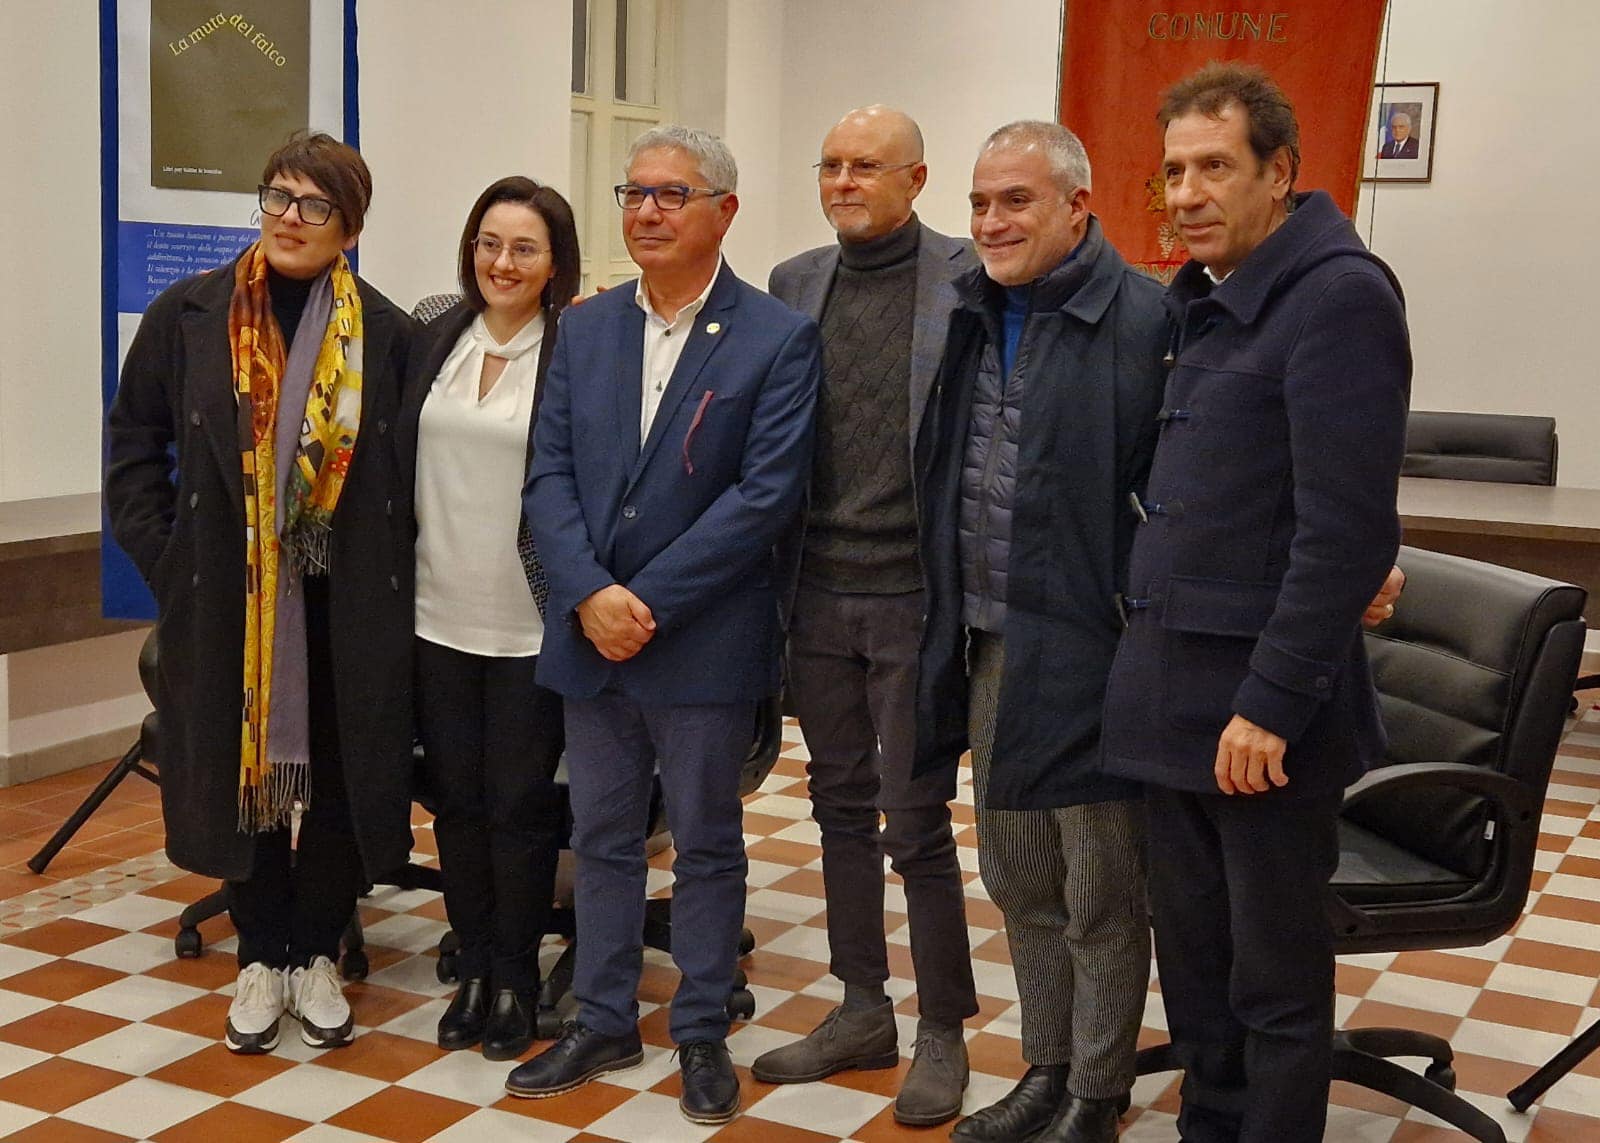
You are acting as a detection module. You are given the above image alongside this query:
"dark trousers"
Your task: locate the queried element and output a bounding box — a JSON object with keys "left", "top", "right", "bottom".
{"left": 786, "top": 585, "right": 977, "bottom": 1025}
{"left": 230, "top": 576, "right": 366, "bottom": 971}
{"left": 415, "top": 638, "right": 564, "bottom": 991}
{"left": 565, "top": 693, "right": 753, "bottom": 1043}
{"left": 1145, "top": 784, "right": 1343, "bottom": 1143}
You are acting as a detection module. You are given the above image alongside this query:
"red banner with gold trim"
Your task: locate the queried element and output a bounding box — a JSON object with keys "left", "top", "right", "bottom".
{"left": 1059, "top": 2, "right": 1388, "bottom": 282}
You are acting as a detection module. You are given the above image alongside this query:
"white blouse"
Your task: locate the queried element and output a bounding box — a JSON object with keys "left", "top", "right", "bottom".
{"left": 414, "top": 312, "right": 546, "bottom": 657}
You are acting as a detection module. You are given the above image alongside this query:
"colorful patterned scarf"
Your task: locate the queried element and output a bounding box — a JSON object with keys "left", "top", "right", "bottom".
{"left": 229, "top": 242, "right": 364, "bottom": 832}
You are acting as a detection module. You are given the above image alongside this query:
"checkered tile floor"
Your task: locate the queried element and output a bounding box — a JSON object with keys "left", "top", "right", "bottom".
{"left": 3, "top": 695, "right": 1600, "bottom": 1140}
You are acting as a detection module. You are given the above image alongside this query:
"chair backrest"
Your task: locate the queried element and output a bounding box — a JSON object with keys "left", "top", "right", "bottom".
{"left": 412, "top": 292, "right": 464, "bottom": 325}
{"left": 1342, "top": 546, "right": 1585, "bottom": 945}
{"left": 1401, "top": 410, "right": 1558, "bottom": 485}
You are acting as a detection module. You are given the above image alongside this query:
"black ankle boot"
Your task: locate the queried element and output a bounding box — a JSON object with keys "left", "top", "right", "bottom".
{"left": 1036, "top": 1094, "right": 1126, "bottom": 1143}
{"left": 482, "top": 987, "right": 537, "bottom": 1061}
{"left": 950, "top": 1063, "right": 1069, "bottom": 1141}
{"left": 437, "top": 977, "right": 491, "bottom": 1050}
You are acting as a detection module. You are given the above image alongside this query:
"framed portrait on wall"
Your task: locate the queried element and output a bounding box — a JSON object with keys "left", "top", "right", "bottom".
{"left": 1364, "top": 82, "right": 1439, "bottom": 182}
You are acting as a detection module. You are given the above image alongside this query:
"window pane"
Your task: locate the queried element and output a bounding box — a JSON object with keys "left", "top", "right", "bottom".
{"left": 614, "top": 0, "right": 658, "bottom": 105}
{"left": 571, "top": 0, "right": 588, "bottom": 94}
{"left": 570, "top": 109, "right": 592, "bottom": 256}
{"left": 609, "top": 116, "right": 655, "bottom": 265}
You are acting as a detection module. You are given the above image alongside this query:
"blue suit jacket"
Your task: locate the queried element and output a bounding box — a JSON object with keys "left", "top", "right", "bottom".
{"left": 525, "top": 262, "right": 821, "bottom": 703}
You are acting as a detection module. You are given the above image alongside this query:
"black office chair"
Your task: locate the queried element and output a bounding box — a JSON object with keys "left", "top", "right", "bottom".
{"left": 1135, "top": 546, "right": 1587, "bottom": 1143}
{"left": 1402, "top": 410, "right": 1558, "bottom": 486}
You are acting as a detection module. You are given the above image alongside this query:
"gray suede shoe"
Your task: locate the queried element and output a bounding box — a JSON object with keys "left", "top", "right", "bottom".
{"left": 750, "top": 1000, "right": 899, "bottom": 1083}
{"left": 893, "top": 1019, "right": 969, "bottom": 1126}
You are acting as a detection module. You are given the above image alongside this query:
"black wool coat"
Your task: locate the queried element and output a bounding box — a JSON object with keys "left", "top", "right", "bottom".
{"left": 105, "top": 255, "right": 417, "bottom": 881}
{"left": 913, "top": 220, "right": 1169, "bottom": 809}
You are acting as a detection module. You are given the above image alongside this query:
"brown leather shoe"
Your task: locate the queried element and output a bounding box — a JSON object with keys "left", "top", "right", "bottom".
{"left": 750, "top": 1000, "right": 898, "bottom": 1083}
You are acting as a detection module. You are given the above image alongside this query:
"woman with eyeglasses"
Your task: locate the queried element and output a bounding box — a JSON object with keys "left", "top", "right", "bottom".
{"left": 397, "top": 177, "right": 581, "bottom": 1060}
{"left": 106, "top": 133, "right": 416, "bottom": 1054}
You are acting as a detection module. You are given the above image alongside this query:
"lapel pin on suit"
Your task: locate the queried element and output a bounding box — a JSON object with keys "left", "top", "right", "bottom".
{"left": 706, "top": 322, "right": 721, "bottom": 334}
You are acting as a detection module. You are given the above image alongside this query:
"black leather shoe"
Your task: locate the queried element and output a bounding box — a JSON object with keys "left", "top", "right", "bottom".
{"left": 482, "top": 988, "right": 537, "bottom": 1061}
{"left": 951, "top": 1063, "right": 1069, "bottom": 1142}
{"left": 678, "top": 1038, "right": 740, "bottom": 1124}
{"left": 436, "top": 978, "right": 490, "bottom": 1051}
{"left": 504, "top": 1022, "right": 644, "bottom": 1098}
{"left": 1036, "top": 1095, "right": 1125, "bottom": 1143}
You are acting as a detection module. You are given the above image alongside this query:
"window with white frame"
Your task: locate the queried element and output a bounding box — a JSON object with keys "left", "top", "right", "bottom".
{"left": 571, "top": 0, "right": 677, "bottom": 292}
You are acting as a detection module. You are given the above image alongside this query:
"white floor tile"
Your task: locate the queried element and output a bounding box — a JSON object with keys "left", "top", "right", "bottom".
{"left": 1486, "top": 961, "right": 1600, "bottom": 1006}
{"left": 1363, "top": 973, "right": 1482, "bottom": 1017}
{"left": 0, "top": 1041, "right": 49, "bottom": 1080}
{"left": 0, "top": 986, "right": 54, "bottom": 1028}
{"left": 235, "top": 1063, "right": 388, "bottom": 1120}
{"left": 396, "top": 1048, "right": 521, "bottom": 1106}
{"left": 588, "top": 1090, "right": 723, "bottom": 1142}
{"left": 58, "top": 1076, "right": 219, "bottom": 1137}
{"left": 746, "top": 1080, "right": 891, "bottom": 1136}
{"left": 67, "top": 974, "right": 208, "bottom": 1022}
{"left": 68, "top": 931, "right": 179, "bottom": 974}
{"left": 0, "top": 1098, "right": 47, "bottom": 1136}
{"left": 427, "top": 1106, "right": 579, "bottom": 1142}
{"left": 0, "top": 944, "right": 52, "bottom": 980}
{"left": 62, "top": 1021, "right": 211, "bottom": 1075}
{"left": 68, "top": 893, "right": 182, "bottom": 932}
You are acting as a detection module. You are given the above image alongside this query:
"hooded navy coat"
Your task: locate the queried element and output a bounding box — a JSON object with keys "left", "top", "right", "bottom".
{"left": 1100, "top": 191, "right": 1411, "bottom": 798}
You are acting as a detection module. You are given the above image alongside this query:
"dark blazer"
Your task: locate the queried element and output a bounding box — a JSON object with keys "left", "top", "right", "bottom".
{"left": 767, "top": 221, "right": 975, "bottom": 623}
{"left": 396, "top": 298, "right": 558, "bottom": 510}
{"left": 913, "top": 219, "right": 1168, "bottom": 809}
{"left": 104, "top": 256, "right": 417, "bottom": 882}
{"left": 1100, "top": 191, "right": 1411, "bottom": 799}
{"left": 525, "top": 261, "right": 821, "bottom": 704}
{"left": 1379, "top": 135, "right": 1419, "bottom": 159}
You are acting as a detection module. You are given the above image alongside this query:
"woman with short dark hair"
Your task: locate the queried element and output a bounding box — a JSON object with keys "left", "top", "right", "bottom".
{"left": 398, "top": 177, "right": 581, "bottom": 1060}
{"left": 106, "top": 132, "right": 416, "bottom": 1054}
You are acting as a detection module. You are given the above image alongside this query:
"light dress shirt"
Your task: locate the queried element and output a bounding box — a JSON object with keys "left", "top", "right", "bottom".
{"left": 634, "top": 256, "right": 721, "bottom": 445}
{"left": 414, "top": 312, "right": 547, "bottom": 657}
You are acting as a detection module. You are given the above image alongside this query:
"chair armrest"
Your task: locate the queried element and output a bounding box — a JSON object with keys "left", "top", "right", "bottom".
{"left": 1342, "top": 762, "right": 1538, "bottom": 822}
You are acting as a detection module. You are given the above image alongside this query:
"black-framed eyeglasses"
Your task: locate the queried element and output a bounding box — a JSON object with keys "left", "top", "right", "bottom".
{"left": 613, "top": 183, "right": 729, "bottom": 211}
{"left": 472, "top": 236, "right": 548, "bottom": 268}
{"left": 812, "top": 159, "right": 918, "bottom": 183}
{"left": 258, "top": 184, "right": 338, "bottom": 226}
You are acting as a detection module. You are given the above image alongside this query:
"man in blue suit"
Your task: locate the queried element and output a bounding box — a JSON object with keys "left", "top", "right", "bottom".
{"left": 507, "top": 125, "right": 821, "bottom": 1126}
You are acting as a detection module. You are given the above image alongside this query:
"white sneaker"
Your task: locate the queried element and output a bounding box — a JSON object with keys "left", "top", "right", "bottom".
{"left": 225, "top": 962, "right": 286, "bottom": 1054}
{"left": 287, "top": 955, "right": 354, "bottom": 1048}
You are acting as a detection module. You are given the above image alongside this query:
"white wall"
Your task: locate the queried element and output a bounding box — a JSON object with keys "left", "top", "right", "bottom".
{"left": 356, "top": 0, "right": 574, "bottom": 313}
{"left": 1355, "top": 0, "right": 1600, "bottom": 487}
{"left": 769, "top": 0, "right": 1062, "bottom": 275}
{"left": 0, "top": 1, "right": 104, "bottom": 503}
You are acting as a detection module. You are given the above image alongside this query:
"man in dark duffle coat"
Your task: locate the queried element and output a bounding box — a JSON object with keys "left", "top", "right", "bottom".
{"left": 1100, "top": 62, "right": 1411, "bottom": 1143}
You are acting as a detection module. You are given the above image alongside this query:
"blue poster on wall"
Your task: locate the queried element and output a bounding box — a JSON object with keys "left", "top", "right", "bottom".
{"left": 99, "top": 0, "right": 358, "bottom": 619}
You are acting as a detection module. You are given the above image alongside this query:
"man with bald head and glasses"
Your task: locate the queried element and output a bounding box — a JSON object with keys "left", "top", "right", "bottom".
{"left": 753, "top": 105, "right": 979, "bottom": 1128}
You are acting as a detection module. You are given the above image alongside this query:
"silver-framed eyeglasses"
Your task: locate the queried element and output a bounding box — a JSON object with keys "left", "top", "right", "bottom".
{"left": 812, "top": 159, "right": 918, "bottom": 182}
{"left": 258, "top": 184, "right": 337, "bottom": 226}
{"left": 472, "top": 236, "right": 547, "bottom": 268}
{"left": 614, "top": 183, "right": 729, "bottom": 211}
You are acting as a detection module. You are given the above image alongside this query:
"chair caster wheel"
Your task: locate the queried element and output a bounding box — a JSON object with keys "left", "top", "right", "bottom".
{"left": 435, "top": 952, "right": 458, "bottom": 984}
{"left": 732, "top": 968, "right": 747, "bottom": 990}
{"left": 341, "top": 949, "right": 368, "bottom": 981}
{"left": 726, "top": 988, "right": 755, "bottom": 1022}
{"left": 174, "top": 928, "right": 202, "bottom": 959}
{"left": 737, "top": 929, "right": 755, "bottom": 956}
{"left": 1424, "top": 1063, "right": 1456, "bottom": 1091}
{"left": 535, "top": 1010, "right": 563, "bottom": 1040}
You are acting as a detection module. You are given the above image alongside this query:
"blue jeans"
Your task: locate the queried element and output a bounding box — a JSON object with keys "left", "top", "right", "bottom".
{"left": 564, "top": 693, "right": 754, "bottom": 1042}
